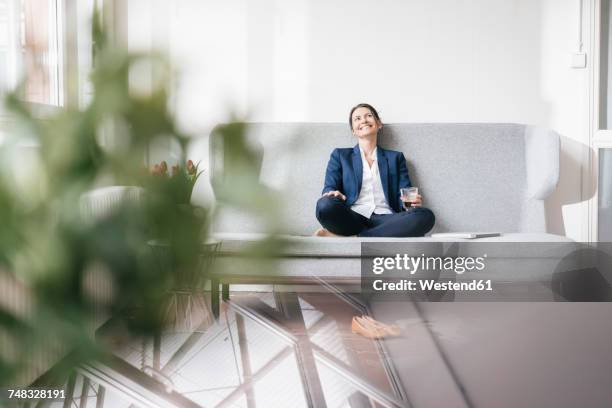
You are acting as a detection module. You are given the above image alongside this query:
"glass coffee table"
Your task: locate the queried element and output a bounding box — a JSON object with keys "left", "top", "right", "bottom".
{"left": 94, "top": 288, "right": 411, "bottom": 407}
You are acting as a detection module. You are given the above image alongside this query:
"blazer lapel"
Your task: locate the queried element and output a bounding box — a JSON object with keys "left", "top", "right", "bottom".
{"left": 377, "top": 147, "right": 391, "bottom": 206}
{"left": 352, "top": 145, "right": 362, "bottom": 197}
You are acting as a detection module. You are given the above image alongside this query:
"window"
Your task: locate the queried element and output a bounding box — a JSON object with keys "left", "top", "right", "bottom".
{"left": 0, "top": 0, "right": 96, "bottom": 111}
{"left": 599, "top": 148, "right": 612, "bottom": 241}
{"left": 22, "top": 0, "right": 62, "bottom": 105}
{"left": 592, "top": 1, "right": 612, "bottom": 241}
{"left": 0, "top": 0, "right": 63, "bottom": 106}
{"left": 599, "top": 0, "right": 612, "bottom": 137}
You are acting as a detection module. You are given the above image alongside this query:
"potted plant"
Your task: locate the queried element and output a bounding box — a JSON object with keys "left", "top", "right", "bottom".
{"left": 0, "top": 13, "right": 280, "bottom": 387}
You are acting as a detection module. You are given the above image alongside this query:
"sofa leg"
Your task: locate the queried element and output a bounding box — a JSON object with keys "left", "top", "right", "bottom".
{"left": 211, "top": 278, "right": 219, "bottom": 320}
{"left": 222, "top": 283, "right": 230, "bottom": 301}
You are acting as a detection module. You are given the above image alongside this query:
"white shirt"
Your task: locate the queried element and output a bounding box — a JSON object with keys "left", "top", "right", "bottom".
{"left": 350, "top": 147, "right": 393, "bottom": 218}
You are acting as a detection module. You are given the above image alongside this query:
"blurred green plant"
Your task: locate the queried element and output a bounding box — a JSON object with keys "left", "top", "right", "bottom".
{"left": 0, "top": 14, "right": 281, "bottom": 387}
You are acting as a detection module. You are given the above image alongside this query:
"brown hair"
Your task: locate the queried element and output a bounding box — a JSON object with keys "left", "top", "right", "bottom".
{"left": 348, "top": 103, "right": 382, "bottom": 130}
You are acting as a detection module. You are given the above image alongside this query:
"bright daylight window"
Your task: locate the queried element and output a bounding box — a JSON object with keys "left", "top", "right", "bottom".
{"left": 0, "top": 0, "right": 63, "bottom": 106}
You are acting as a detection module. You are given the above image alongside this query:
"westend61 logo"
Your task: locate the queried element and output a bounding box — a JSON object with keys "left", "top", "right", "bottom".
{"left": 372, "top": 253, "right": 487, "bottom": 275}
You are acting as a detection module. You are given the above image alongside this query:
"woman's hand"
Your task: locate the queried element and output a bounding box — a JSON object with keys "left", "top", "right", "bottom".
{"left": 402, "top": 194, "right": 423, "bottom": 208}
{"left": 411, "top": 194, "right": 423, "bottom": 207}
{"left": 323, "top": 190, "right": 346, "bottom": 201}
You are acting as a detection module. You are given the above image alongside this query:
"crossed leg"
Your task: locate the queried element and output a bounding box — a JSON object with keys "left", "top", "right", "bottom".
{"left": 316, "top": 196, "right": 435, "bottom": 237}
{"left": 359, "top": 208, "right": 435, "bottom": 237}
{"left": 315, "top": 196, "right": 368, "bottom": 236}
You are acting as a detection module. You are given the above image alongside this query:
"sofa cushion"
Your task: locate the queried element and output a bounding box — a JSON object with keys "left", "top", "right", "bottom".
{"left": 212, "top": 232, "right": 571, "bottom": 258}
{"left": 213, "top": 232, "right": 443, "bottom": 257}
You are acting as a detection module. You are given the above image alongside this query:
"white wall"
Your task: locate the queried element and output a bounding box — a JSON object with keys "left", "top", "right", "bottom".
{"left": 133, "top": 0, "right": 592, "bottom": 240}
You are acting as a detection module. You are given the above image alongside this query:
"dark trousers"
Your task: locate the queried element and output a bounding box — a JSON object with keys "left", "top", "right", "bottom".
{"left": 316, "top": 196, "right": 435, "bottom": 237}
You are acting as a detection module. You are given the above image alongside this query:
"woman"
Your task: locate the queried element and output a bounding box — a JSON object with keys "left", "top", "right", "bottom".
{"left": 315, "top": 103, "right": 435, "bottom": 237}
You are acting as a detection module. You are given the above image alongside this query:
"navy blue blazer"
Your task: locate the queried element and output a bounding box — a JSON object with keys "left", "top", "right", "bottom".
{"left": 322, "top": 145, "right": 412, "bottom": 213}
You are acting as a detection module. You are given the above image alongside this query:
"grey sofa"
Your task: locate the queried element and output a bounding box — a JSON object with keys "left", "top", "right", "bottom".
{"left": 208, "top": 123, "right": 572, "bottom": 294}
{"left": 207, "top": 123, "right": 611, "bottom": 407}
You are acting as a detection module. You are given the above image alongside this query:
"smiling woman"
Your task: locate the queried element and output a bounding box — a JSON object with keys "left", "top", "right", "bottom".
{"left": 314, "top": 103, "right": 435, "bottom": 238}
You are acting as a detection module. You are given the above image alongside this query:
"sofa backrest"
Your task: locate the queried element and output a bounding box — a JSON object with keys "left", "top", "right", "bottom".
{"left": 210, "top": 123, "right": 559, "bottom": 236}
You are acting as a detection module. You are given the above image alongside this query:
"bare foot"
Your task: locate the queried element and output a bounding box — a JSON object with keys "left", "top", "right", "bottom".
{"left": 314, "top": 228, "right": 341, "bottom": 237}
{"left": 351, "top": 315, "right": 401, "bottom": 339}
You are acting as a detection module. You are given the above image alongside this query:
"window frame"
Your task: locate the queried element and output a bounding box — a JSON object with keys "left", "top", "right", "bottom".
{"left": 589, "top": 0, "right": 612, "bottom": 242}
{"left": 0, "top": 0, "right": 83, "bottom": 122}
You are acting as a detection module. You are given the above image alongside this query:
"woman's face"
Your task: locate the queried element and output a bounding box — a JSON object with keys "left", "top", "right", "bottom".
{"left": 351, "top": 107, "right": 381, "bottom": 139}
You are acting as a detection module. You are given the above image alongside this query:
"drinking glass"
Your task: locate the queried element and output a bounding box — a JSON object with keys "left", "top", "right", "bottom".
{"left": 400, "top": 187, "right": 418, "bottom": 209}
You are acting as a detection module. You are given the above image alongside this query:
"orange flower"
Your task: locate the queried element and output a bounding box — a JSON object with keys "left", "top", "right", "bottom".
{"left": 172, "top": 165, "right": 179, "bottom": 176}
{"left": 187, "top": 160, "right": 195, "bottom": 175}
